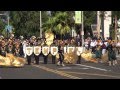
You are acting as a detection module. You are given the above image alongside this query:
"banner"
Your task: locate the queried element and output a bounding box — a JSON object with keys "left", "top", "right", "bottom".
{"left": 75, "top": 11, "right": 82, "bottom": 24}
{"left": 25, "top": 47, "right": 33, "bottom": 56}
{"left": 50, "top": 46, "right": 58, "bottom": 56}
{"left": 25, "top": 46, "right": 84, "bottom": 56}
{"left": 34, "top": 46, "right": 41, "bottom": 56}
{"left": 76, "top": 47, "right": 83, "bottom": 56}
{"left": 67, "top": 47, "right": 75, "bottom": 53}
{"left": 42, "top": 46, "right": 50, "bottom": 56}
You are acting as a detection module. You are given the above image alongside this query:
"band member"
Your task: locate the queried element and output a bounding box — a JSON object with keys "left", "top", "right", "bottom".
{"left": 43, "top": 54, "right": 48, "bottom": 64}
{"left": 14, "top": 44, "right": 20, "bottom": 57}
{"left": 77, "top": 54, "right": 81, "bottom": 64}
{"left": 23, "top": 40, "right": 27, "bottom": 58}
{"left": 76, "top": 46, "right": 82, "bottom": 64}
{"left": 52, "top": 55, "right": 56, "bottom": 64}
{"left": 84, "top": 39, "right": 89, "bottom": 51}
{"left": 19, "top": 43, "right": 24, "bottom": 57}
{"left": 34, "top": 54, "right": 39, "bottom": 65}
{"left": 26, "top": 43, "right": 33, "bottom": 65}
{"left": 108, "top": 43, "right": 117, "bottom": 66}
{"left": 42, "top": 42, "right": 49, "bottom": 64}
{"left": 90, "top": 40, "right": 97, "bottom": 53}
{"left": 112, "top": 47, "right": 118, "bottom": 65}
{"left": 27, "top": 55, "right": 31, "bottom": 65}
{"left": 7, "top": 44, "right": 13, "bottom": 54}
{"left": 95, "top": 45, "right": 102, "bottom": 62}
{"left": 101, "top": 41, "right": 107, "bottom": 55}
{"left": 51, "top": 40, "right": 58, "bottom": 64}
{"left": 57, "top": 46, "right": 65, "bottom": 66}
{"left": 0, "top": 40, "right": 7, "bottom": 57}
{"left": 34, "top": 44, "right": 41, "bottom": 65}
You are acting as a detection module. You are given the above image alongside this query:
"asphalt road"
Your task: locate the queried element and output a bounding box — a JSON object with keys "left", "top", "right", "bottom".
{"left": 0, "top": 65, "right": 71, "bottom": 79}
{"left": 1, "top": 56, "right": 120, "bottom": 79}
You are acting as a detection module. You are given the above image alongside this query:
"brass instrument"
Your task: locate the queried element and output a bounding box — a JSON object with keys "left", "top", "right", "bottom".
{"left": 45, "top": 32, "right": 54, "bottom": 46}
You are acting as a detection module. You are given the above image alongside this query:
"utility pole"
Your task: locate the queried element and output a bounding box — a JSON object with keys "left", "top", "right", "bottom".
{"left": 101, "top": 12, "right": 104, "bottom": 40}
{"left": 40, "top": 11, "right": 42, "bottom": 38}
{"left": 97, "top": 11, "right": 101, "bottom": 38}
{"left": 75, "top": 11, "right": 84, "bottom": 46}
{"left": 81, "top": 11, "right": 84, "bottom": 47}
{"left": 115, "top": 15, "right": 117, "bottom": 42}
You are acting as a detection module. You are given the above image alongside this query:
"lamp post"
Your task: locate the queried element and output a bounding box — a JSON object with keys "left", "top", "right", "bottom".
{"left": 40, "top": 11, "right": 42, "bottom": 38}
{"left": 75, "top": 11, "right": 84, "bottom": 46}
{"left": 115, "top": 15, "right": 117, "bottom": 42}
{"left": 97, "top": 11, "right": 101, "bottom": 38}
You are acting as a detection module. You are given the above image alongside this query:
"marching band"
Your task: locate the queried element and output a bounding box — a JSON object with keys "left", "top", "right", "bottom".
{"left": 0, "top": 35, "right": 120, "bottom": 67}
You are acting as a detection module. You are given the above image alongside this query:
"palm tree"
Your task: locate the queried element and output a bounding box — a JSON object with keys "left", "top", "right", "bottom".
{"left": 53, "top": 12, "right": 71, "bottom": 39}
{"left": 42, "top": 11, "right": 71, "bottom": 40}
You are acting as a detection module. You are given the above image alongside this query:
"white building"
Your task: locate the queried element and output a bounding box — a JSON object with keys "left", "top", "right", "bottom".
{"left": 117, "top": 19, "right": 120, "bottom": 40}
{"left": 104, "top": 11, "right": 112, "bottom": 39}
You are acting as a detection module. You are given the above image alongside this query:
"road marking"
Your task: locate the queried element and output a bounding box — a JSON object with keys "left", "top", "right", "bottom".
{"left": 61, "top": 71, "right": 120, "bottom": 78}
{"left": 58, "top": 67, "right": 89, "bottom": 70}
{"left": 77, "top": 68, "right": 89, "bottom": 70}
{"left": 75, "top": 64, "right": 108, "bottom": 71}
{"left": 34, "top": 65, "right": 81, "bottom": 79}
{"left": 58, "top": 67, "right": 72, "bottom": 69}
{"left": 33, "top": 65, "right": 82, "bottom": 79}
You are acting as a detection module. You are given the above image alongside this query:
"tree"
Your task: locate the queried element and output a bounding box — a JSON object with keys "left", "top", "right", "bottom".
{"left": 0, "top": 11, "right": 8, "bottom": 36}
{"left": 83, "top": 11, "right": 97, "bottom": 38}
{"left": 42, "top": 11, "right": 72, "bottom": 39}
{"left": 10, "top": 11, "right": 40, "bottom": 38}
{"left": 43, "top": 11, "right": 99, "bottom": 39}
{"left": 9, "top": 11, "right": 106, "bottom": 39}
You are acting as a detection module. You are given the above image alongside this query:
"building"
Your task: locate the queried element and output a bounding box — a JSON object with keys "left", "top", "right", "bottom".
{"left": 103, "top": 11, "right": 112, "bottom": 40}
{"left": 117, "top": 19, "right": 120, "bottom": 40}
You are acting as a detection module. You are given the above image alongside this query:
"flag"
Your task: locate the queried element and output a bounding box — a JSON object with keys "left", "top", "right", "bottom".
{"left": 75, "top": 11, "right": 82, "bottom": 24}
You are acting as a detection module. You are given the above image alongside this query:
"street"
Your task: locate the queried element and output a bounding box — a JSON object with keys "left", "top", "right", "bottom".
{"left": 1, "top": 56, "right": 120, "bottom": 79}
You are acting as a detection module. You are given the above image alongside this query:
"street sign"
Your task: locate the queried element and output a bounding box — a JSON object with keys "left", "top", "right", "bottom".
{"left": 5, "top": 25, "right": 13, "bottom": 33}
{"left": 75, "top": 11, "right": 82, "bottom": 24}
